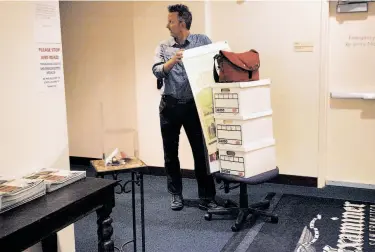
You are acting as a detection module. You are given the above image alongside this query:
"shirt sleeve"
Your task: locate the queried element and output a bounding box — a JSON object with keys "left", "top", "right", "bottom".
{"left": 202, "top": 35, "right": 212, "bottom": 45}
{"left": 152, "top": 43, "right": 167, "bottom": 79}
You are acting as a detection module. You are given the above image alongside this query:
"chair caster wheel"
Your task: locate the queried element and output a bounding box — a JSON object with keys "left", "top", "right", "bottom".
{"left": 204, "top": 213, "right": 212, "bottom": 221}
{"left": 271, "top": 216, "right": 278, "bottom": 223}
{"left": 231, "top": 224, "right": 240, "bottom": 232}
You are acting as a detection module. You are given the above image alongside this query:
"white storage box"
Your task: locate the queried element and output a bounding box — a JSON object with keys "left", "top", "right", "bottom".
{"left": 215, "top": 110, "right": 274, "bottom": 149}
{"left": 212, "top": 79, "right": 271, "bottom": 117}
{"left": 218, "top": 138, "right": 276, "bottom": 178}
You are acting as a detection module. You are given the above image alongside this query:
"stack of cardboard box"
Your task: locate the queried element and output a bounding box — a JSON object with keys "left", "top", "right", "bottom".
{"left": 212, "top": 78, "right": 277, "bottom": 178}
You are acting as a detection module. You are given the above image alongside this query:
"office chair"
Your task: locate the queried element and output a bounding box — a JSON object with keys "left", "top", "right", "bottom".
{"left": 204, "top": 168, "right": 279, "bottom": 232}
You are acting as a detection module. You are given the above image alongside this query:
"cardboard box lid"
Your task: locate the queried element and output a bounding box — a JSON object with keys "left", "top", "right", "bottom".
{"left": 218, "top": 138, "right": 275, "bottom": 153}
{"left": 211, "top": 78, "right": 271, "bottom": 89}
{"left": 214, "top": 109, "right": 273, "bottom": 121}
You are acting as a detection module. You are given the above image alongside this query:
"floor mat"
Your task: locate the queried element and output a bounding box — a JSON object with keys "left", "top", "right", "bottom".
{"left": 246, "top": 194, "right": 375, "bottom": 252}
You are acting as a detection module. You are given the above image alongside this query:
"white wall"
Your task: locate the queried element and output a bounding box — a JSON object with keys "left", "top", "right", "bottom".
{"left": 208, "top": 1, "right": 323, "bottom": 178}
{"left": 0, "top": 1, "right": 75, "bottom": 251}
{"left": 133, "top": 1, "right": 206, "bottom": 169}
{"left": 60, "top": 1, "right": 207, "bottom": 168}
{"left": 132, "top": 1, "right": 323, "bottom": 177}
{"left": 62, "top": 1, "right": 323, "bottom": 177}
{"left": 60, "top": 1, "right": 138, "bottom": 159}
{"left": 61, "top": 1, "right": 375, "bottom": 187}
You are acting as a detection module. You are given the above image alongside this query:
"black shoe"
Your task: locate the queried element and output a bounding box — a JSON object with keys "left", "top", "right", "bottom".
{"left": 199, "top": 199, "right": 223, "bottom": 211}
{"left": 171, "top": 194, "right": 184, "bottom": 211}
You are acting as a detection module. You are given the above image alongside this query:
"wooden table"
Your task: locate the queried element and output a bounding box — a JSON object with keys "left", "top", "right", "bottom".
{"left": 0, "top": 177, "right": 117, "bottom": 252}
{"left": 91, "top": 158, "right": 147, "bottom": 252}
{"left": 91, "top": 158, "right": 147, "bottom": 177}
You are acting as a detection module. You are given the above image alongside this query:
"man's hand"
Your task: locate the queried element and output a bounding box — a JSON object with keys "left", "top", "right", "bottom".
{"left": 172, "top": 49, "right": 184, "bottom": 63}
{"left": 163, "top": 49, "right": 184, "bottom": 74}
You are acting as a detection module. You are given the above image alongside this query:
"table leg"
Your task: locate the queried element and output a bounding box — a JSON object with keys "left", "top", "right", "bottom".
{"left": 116, "top": 172, "right": 131, "bottom": 194}
{"left": 97, "top": 203, "right": 115, "bottom": 252}
{"left": 119, "top": 171, "right": 146, "bottom": 252}
{"left": 41, "top": 232, "right": 57, "bottom": 252}
{"left": 132, "top": 172, "right": 137, "bottom": 252}
{"left": 140, "top": 172, "right": 145, "bottom": 252}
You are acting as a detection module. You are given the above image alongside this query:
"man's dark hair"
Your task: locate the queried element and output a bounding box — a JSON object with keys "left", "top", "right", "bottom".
{"left": 168, "top": 4, "right": 192, "bottom": 30}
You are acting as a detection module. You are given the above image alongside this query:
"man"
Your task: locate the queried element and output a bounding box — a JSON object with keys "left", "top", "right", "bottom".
{"left": 152, "top": 4, "right": 220, "bottom": 211}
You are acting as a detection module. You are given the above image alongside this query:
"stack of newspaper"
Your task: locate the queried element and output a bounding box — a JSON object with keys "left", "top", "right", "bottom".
{"left": 23, "top": 168, "right": 86, "bottom": 192}
{"left": 0, "top": 176, "right": 46, "bottom": 214}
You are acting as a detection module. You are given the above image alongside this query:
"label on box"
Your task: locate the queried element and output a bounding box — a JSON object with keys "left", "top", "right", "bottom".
{"left": 219, "top": 152, "right": 245, "bottom": 174}
{"left": 214, "top": 93, "right": 240, "bottom": 114}
{"left": 217, "top": 124, "right": 242, "bottom": 145}
{"left": 220, "top": 168, "right": 245, "bottom": 177}
{"left": 216, "top": 107, "right": 239, "bottom": 113}
{"left": 218, "top": 139, "right": 242, "bottom": 145}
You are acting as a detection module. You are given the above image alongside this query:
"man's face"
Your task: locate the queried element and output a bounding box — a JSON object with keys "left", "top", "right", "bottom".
{"left": 167, "top": 12, "right": 183, "bottom": 37}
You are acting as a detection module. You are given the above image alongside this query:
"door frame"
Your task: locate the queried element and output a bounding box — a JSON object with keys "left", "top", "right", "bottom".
{"left": 317, "top": 0, "right": 330, "bottom": 188}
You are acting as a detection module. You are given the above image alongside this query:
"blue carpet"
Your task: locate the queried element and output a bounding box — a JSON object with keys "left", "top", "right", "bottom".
{"left": 73, "top": 172, "right": 240, "bottom": 252}
{"left": 72, "top": 166, "right": 375, "bottom": 252}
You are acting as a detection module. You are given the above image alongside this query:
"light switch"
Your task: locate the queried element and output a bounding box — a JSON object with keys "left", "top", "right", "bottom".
{"left": 294, "top": 42, "right": 314, "bottom": 52}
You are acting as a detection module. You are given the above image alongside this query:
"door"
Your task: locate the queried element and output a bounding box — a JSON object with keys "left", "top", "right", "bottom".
{"left": 326, "top": 2, "right": 375, "bottom": 186}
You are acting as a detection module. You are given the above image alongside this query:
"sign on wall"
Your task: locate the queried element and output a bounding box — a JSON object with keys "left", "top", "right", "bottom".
{"left": 34, "top": 1, "right": 64, "bottom": 92}
{"left": 36, "top": 44, "right": 64, "bottom": 90}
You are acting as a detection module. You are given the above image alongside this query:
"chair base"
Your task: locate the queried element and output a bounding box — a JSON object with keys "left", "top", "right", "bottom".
{"left": 204, "top": 192, "right": 279, "bottom": 232}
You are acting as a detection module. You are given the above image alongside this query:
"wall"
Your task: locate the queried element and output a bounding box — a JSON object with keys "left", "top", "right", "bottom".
{"left": 60, "top": 1, "right": 138, "bottom": 159}
{"left": 63, "top": 1, "right": 323, "bottom": 177}
{"left": 132, "top": 1, "right": 323, "bottom": 177}
{"left": 208, "top": 1, "right": 323, "bottom": 178}
{"left": 60, "top": 1, "right": 211, "bottom": 169}
{"left": 61, "top": 1, "right": 375, "bottom": 185}
{"left": 0, "top": 1, "right": 74, "bottom": 251}
{"left": 61, "top": 1, "right": 207, "bottom": 168}
{"left": 325, "top": 2, "right": 375, "bottom": 185}
{"left": 133, "top": 1, "right": 206, "bottom": 169}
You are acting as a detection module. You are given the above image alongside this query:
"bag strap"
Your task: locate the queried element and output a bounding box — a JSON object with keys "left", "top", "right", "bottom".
{"left": 248, "top": 49, "right": 260, "bottom": 70}
{"left": 213, "top": 54, "right": 220, "bottom": 82}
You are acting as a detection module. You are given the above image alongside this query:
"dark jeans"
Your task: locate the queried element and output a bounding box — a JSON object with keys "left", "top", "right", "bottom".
{"left": 159, "top": 95, "right": 216, "bottom": 200}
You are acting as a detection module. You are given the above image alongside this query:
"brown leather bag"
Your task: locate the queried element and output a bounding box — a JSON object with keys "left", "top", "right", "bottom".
{"left": 213, "top": 49, "right": 260, "bottom": 83}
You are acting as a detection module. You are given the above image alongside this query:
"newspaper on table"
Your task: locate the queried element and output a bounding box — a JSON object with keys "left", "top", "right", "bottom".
{"left": 0, "top": 175, "right": 46, "bottom": 214}
{"left": 182, "top": 41, "right": 232, "bottom": 174}
{"left": 23, "top": 168, "right": 86, "bottom": 192}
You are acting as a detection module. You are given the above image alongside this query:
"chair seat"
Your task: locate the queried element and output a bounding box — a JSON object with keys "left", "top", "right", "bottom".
{"left": 214, "top": 167, "right": 279, "bottom": 184}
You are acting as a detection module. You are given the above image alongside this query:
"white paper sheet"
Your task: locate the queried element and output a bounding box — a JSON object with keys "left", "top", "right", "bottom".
{"left": 34, "top": 1, "right": 61, "bottom": 44}
{"left": 182, "top": 41, "right": 231, "bottom": 174}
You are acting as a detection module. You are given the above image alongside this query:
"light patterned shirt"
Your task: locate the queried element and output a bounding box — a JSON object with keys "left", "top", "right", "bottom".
{"left": 152, "top": 34, "right": 212, "bottom": 99}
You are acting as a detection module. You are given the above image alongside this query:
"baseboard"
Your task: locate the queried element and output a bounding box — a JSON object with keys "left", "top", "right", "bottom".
{"left": 139, "top": 167, "right": 317, "bottom": 187}
{"left": 268, "top": 174, "right": 317, "bottom": 187}
{"left": 326, "top": 180, "right": 375, "bottom": 190}
{"left": 69, "top": 156, "right": 100, "bottom": 166}
{"left": 145, "top": 166, "right": 196, "bottom": 179}
{"left": 70, "top": 156, "right": 317, "bottom": 187}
